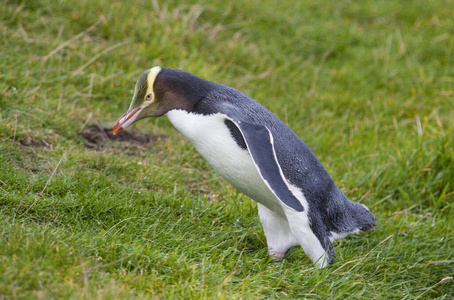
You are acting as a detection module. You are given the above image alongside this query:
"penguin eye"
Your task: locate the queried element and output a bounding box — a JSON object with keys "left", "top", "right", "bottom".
{"left": 145, "top": 93, "right": 153, "bottom": 101}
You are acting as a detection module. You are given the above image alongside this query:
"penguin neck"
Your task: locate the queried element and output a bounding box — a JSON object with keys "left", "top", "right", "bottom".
{"left": 157, "top": 68, "right": 216, "bottom": 113}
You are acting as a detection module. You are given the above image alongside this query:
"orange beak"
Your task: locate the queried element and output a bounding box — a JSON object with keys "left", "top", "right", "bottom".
{"left": 112, "top": 107, "right": 143, "bottom": 135}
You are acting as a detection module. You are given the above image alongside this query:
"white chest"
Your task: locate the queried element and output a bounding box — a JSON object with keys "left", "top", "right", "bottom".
{"left": 166, "top": 110, "right": 284, "bottom": 214}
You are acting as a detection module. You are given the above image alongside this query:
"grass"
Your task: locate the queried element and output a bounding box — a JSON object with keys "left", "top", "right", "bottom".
{"left": 1, "top": 0, "right": 453, "bottom": 298}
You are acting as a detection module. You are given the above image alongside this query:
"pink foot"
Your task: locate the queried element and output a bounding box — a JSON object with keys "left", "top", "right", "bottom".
{"left": 269, "top": 250, "right": 286, "bottom": 261}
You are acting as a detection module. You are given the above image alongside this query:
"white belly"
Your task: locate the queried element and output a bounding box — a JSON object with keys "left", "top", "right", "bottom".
{"left": 166, "top": 110, "right": 284, "bottom": 215}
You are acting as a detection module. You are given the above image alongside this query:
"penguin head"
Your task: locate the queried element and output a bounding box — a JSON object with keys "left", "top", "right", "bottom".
{"left": 113, "top": 67, "right": 212, "bottom": 135}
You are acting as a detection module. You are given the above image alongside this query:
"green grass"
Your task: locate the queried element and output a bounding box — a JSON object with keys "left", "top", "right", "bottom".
{"left": 1, "top": 0, "right": 453, "bottom": 298}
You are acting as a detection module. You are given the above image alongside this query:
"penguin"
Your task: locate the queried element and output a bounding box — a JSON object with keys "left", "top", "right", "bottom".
{"left": 113, "top": 67, "right": 377, "bottom": 268}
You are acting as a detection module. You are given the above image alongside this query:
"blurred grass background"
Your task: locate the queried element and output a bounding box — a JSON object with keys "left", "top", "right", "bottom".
{"left": 1, "top": 0, "right": 453, "bottom": 298}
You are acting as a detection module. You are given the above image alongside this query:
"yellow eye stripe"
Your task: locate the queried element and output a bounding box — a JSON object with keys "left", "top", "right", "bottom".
{"left": 144, "top": 66, "right": 162, "bottom": 104}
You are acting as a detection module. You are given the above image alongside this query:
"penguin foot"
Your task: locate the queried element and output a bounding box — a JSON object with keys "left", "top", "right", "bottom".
{"left": 269, "top": 250, "right": 286, "bottom": 261}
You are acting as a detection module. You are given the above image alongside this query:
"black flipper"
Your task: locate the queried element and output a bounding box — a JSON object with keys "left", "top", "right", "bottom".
{"left": 230, "top": 119, "right": 304, "bottom": 212}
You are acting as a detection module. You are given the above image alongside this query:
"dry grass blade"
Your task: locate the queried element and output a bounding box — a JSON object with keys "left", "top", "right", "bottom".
{"left": 22, "top": 153, "right": 66, "bottom": 215}
{"left": 102, "top": 217, "right": 154, "bottom": 237}
{"left": 15, "top": 176, "right": 36, "bottom": 213}
{"left": 346, "top": 235, "right": 393, "bottom": 272}
{"left": 39, "top": 20, "right": 101, "bottom": 62}
{"left": 72, "top": 41, "right": 129, "bottom": 75}
{"left": 333, "top": 235, "right": 394, "bottom": 273}
{"left": 6, "top": 114, "right": 18, "bottom": 156}
{"left": 414, "top": 277, "right": 453, "bottom": 299}
{"left": 429, "top": 260, "right": 454, "bottom": 264}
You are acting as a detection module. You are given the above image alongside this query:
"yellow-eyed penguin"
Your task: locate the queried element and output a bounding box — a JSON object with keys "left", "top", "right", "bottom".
{"left": 113, "top": 67, "right": 376, "bottom": 268}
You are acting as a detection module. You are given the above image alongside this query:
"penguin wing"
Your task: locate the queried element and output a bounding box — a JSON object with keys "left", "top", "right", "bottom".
{"left": 231, "top": 119, "right": 304, "bottom": 212}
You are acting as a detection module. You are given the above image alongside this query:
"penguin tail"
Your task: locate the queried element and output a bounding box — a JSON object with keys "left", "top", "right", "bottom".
{"left": 351, "top": 201, "right": 377, "bottom": 232}
{"left": 326, "top": 194, "right": 377, "bottom": 241}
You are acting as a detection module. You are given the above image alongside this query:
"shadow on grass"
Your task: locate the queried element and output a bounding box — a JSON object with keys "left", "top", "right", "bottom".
{"left": 80, "top": 124, "right": 166, "bottom": 155}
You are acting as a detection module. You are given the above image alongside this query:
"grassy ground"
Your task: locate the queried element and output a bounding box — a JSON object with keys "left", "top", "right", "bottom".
{"left": 1, "top": 0, "right": 453, "bottom": 298}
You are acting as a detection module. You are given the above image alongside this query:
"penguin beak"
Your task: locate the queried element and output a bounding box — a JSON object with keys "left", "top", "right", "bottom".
{"left": 112, "top": 107, "right": 143, "bottom": 135}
